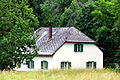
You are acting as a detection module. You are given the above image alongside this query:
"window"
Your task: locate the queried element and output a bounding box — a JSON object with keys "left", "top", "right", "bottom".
{"left": 28, "top": 60, "right": 34, "bottom": 69}
{"left": 41, "top": 61, "right": 48, "bottom": 69}
{"left": 61, "top": 61, "right": 71, "bottom": 69}
{"left": 74, "top": 44, "right": 83, "bottom": 52}
{"left": 86, "top": 61, "right": 96, "bottom": 69}
{"left": 16, "top": 62, "right": 21, "bottom": 68}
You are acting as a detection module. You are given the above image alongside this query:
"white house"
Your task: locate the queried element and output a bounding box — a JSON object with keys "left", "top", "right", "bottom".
{"left": 15, "top": 27, "right": 103, "bottom": 71}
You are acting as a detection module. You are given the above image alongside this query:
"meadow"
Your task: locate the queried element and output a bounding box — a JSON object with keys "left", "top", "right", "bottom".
{"left": 0, "top": 69, "right": 120, "bottom": 80}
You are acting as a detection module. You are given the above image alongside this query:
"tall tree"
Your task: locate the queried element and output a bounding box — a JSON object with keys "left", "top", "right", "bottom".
{"left": 28, "top": 0, "right": 45, "bottom": 26}
{"left": 92, "top": 0, "right": 120, "bottom": 62}
{"left": 0, "top": 0, "right": 39, "bottom": 70}
{"left": 40, "top": 0, "right": 61, "bottom": 27}
{"left": 29, "top": 0, "right": 74, "bottom": 27}
{"left": 59, "top": 0, "right": 80, "bottom": 27}
{"left": 74, "top": 1, "right": 96, "bottom": 38}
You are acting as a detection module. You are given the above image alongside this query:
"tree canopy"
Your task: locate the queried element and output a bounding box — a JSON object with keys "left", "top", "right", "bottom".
{"left": 0, "top": 0, "right": 39, "bottom": 70}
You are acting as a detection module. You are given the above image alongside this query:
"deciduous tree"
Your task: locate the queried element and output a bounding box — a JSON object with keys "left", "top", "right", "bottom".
{"left": 0, "top": 0, "right": 39, "bottom": 70}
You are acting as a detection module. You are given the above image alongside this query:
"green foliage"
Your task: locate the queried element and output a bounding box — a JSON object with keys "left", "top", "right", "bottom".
{"left": 74, "top": 1, "right": 96, "bottom": 38}
{"left": 29, "top": 0, "right": 74, "bottom": 27}
{"left": 28, "top": 0, "right": 45, "bottom": 26}
{"left": 59, "top": 0, "right": 80, "bottom": 27}
{"left": 92, "top": 0, "right": 120, "bottom": 62}
{"left": 0, "top": 0, "right": 39, "bottom": 70}
{"left": 40, "top": 0, "right": 61, "bottom": 27}
{"left": 106, "top": 65, "right": 120, "bottom": 73}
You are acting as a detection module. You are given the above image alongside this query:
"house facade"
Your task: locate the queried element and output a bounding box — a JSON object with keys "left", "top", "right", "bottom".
{"left": 15, "top": 27, "right": 103, "bottom": 71}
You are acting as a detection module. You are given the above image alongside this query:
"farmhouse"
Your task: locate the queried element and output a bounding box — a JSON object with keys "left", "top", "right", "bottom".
{"left": 15, "top": 27, "right": 103, "bottom": 71}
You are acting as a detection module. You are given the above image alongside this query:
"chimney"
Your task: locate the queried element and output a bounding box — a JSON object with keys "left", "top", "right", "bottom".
{"left": 49, "top": 27, "right": 52, "bottom": 39}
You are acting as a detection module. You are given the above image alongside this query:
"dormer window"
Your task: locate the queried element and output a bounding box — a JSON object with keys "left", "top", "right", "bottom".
{"left": 74, "top": 44, "right": 83, "bottom": 52}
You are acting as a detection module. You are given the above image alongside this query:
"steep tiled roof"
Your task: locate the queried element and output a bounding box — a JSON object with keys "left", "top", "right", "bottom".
{"left": 34, "top": 27, "right": 96, "bottom": 55}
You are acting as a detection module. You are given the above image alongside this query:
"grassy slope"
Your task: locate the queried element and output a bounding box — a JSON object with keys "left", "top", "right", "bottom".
{"left": 0, "top": 69, "right": 120, "bottom": 80}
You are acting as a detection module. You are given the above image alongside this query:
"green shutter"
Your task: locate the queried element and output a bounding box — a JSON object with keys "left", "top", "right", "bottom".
{"left": 41, "top": 61, "right": 43, "bottom": 69}
{"left": 86, "top": 62, "right": 89, "bottom": 68}
{"left": 61, "top": 62, "right": 64, "bottom": 69}
{"left": 28, "top": 61, "right": 30, "bottom": 68}
{"left": 93, "top": 62, "right": 96, "bottom": 69}
{"left": 74, "top": 44, "right": 77, "bottom": 52}
{"left": 80, "top": 44, "right": 83, "bottom": 52}
{"left": 32, "top": 60, "right": 34, "bottom": 69}
{"left": 45, "top": 61, "right": 48, "bottom": 69}
{"left": 60, "top": 62, "right": 62, "bottom": 69}
{"left": 18, "top": 62, "right": 21, "bottom": 68}
{"left": 68, "top": 62, "right": 71, "bottom": 69}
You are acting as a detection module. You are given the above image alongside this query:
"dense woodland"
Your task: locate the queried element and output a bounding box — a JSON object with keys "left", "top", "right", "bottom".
{"left": 0, "top": 0, "right": 120, "bottom": 70}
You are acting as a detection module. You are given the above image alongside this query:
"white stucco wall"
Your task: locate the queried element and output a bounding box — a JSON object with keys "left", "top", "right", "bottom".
{"left": 15, "top": 43, "right": 103, "bottom": 71}
{"left": 52, "top": 43, "right": 103, "bottom": 69}
{"left": 15, "top": 57, "right": 53, "bottom": 71}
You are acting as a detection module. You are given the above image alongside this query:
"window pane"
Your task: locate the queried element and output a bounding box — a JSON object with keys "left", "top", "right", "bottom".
{"left": 88, "top": 62, "right": 92, "bottom": 68}
{"left": 65, "top": 62, "right": 67, "bottom": 68}
{"left": 44, "top": 61, "right": 45, "bottom": 69}
{"left": 45, "top": 61, "right": 48, "bottom": 69}
{"left": 78, "top": 44, "right": 80, "bottom": 52}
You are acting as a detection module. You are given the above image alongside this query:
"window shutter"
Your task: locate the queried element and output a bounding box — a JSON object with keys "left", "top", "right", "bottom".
{"left": 93, "top": 62, "right": 96, "bottom": 69}
{"left": 74, "top": 44, "right": 77, "bottom": 52}
{"left": 68, "top": 62, "right": 71, "bottom": 69}
{"left": 86, "top": 62, "right": 89, "bottom": 68}
{"left": 18, "top": 62, "right": 21, "bottom": 68}
{"left": 80, "top": 44, "right": 83, "bottom": 52}
{"left": 45, "top": 61, "right": 48, "bottom": 69}
{"left": 28, "top": 61, "right": 30, "bottom": 68}
{"left": 32, "top": 61, "right": 34, "bottom": 69}
{"left": 41, "top": 61, "right": 43, "bottom": 69}
{"left": 61, "top": 62, "right": 63, "bottom": 69}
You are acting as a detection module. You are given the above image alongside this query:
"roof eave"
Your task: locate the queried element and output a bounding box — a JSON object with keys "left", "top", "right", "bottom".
{"left": 36, "top": 54, "right": 53, "bottom": 57}
{"left": 65, "top": 41, "right": 98, "bottom": 44}
{"left": 36, "top": 41, "right": 98, "bottom": 56}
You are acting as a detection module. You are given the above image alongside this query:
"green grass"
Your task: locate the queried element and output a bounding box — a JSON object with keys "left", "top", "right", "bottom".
{"left": 0, "top": 69, "right": 120, "bottom": 80}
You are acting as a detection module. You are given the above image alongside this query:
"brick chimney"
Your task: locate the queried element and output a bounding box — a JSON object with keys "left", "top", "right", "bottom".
{"left": 49, "top": 27, "right": 52, "bottom": 39}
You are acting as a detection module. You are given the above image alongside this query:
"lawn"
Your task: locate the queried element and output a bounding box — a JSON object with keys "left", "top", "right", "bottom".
{"left": 0, "top": 69, "right": 120, "bottom": 80}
